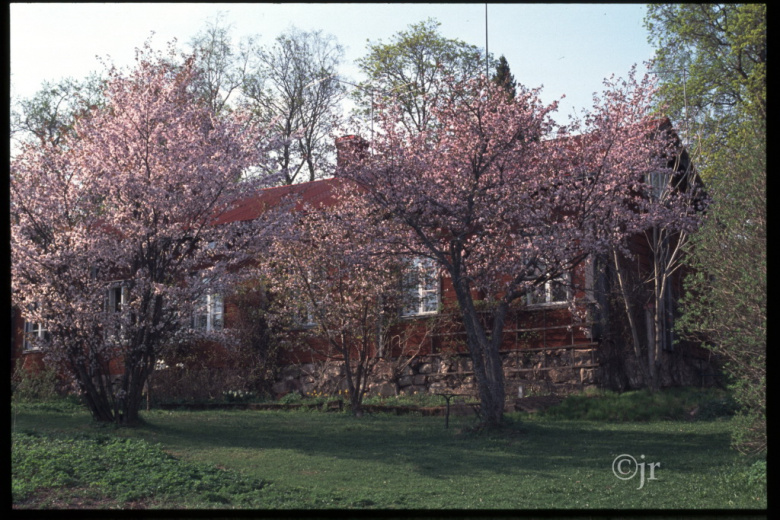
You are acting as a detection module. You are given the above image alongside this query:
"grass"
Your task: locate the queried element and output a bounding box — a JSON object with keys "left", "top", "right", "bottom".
{"left": 11, "top": 389, "right": 766, "bottom": 510}
{"left": 194, "top": 388, "right": 475, "bottom": 408}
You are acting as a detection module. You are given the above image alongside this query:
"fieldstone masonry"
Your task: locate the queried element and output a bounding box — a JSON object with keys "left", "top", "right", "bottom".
{"left": 272, "top": 346, "right": 602, "bottom": 398}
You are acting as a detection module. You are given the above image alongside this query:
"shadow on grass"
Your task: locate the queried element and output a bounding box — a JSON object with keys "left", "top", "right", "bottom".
{"left": 134, "top": 411, "right": 732, "bottom": 481}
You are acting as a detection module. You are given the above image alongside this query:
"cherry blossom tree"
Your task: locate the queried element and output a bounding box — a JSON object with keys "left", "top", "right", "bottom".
{"left": 337, "top": 71, "right": 696, "bottom": 427}
{"left": 11, "top": 42, "right": 278, "bottom": 425}
{"left": 267, "top": 183, "right": 416, "bottom": 416}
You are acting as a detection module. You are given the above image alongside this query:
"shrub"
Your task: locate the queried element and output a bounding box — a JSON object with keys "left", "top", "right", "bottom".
{"left": 696, "top": 394, "right": 740, "bottom": 420}
{"left": 11, "top": 361, "right": 62, "bottom": 402}
{"left": 149, "top": 341, "right": 274, "bottom": 405}
{"left": 278, "top": 392, "right": 304, "bottom": 404}
{"left": 538, "top": 386, "right": 736, "bottom": 422}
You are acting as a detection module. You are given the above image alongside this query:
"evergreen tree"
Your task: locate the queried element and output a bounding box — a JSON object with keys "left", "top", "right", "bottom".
{"left": 492, "top": 55, "right": 516, "bottom": 99}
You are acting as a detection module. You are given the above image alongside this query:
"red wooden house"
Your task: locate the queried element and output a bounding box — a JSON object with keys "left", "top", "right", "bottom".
{"left": 12, "top": 133, "right": 716, "bottom": 399}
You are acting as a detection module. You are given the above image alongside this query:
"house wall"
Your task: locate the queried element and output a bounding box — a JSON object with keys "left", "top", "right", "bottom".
{"left": 268, "top": 232, "right": 718, "bottom": 399}
{"left": 11, "top": 138, "right": 718, "bottom": 399}
{"left": 12, "top": 234, "right": 718, "bottom": 400}
{"left": 11, "top": 309, "right": 47, "bottom": 374}
{"left": 270, "top": 259, "right": 605, "bottom": 397}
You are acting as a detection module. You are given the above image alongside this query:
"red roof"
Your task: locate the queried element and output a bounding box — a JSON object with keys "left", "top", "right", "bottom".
{"left": 213, "top": 177, "right": 346, "bottom": 225}
{"left": 214, "top": 119, "right": 683, "bottom": 226}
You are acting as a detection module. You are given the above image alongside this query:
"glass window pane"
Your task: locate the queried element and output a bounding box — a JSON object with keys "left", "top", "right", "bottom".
{"left": 422, "top": 291, "right": 438, "bottom": 313}
{"left": 401, "top": 257, "right": 438, "bottom": 316}
{"left": 551, "top": 280, "right": 568, "bottom": 302}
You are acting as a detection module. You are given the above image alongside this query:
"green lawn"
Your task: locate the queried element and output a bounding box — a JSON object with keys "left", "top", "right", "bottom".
{"left": 12, "top": 398, "right": 767, "bottom": 509}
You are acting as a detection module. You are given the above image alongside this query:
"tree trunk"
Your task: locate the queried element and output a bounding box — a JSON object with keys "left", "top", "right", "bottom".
{"left": 611, "top": 249, "right": 650, "bottom": 386}
{"left": 341, "top": 345, "right": 365, "bottom": 418}
{"left": 452, "top": 280, "right": 505, "bottom": 427}
{"left": 81, "top": 383, "right": 116, "bottom": 423}
{"left": 651, "top": 276, "right": 665, "bottom": 392}
{"left": 645, "top": 306, "right": 658, "bottom": 390}
{"left": 122, "top": 374, "right": 147, "bottom": 426}
{"left": 350, "top": 393, "right": 364, "bottom": 418}
{"left": 71, "top": 356, "right": 116, "bottom": 423}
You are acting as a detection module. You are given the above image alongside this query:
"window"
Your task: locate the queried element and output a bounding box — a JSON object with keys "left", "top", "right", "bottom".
{"left": 527, "top": 272, "right": 570, "bottom": 306}
{"left": 104, "top": 283, "right": 129, "bottom": 342}
{"left": 296, "top": 303, "right": 317, "bottom": 328}
{"left": 286, "top": 268, "right": 320, "bottom": 329}
{"left": 22, "top": 302, "right": 50, "bottom": 352}
{"left": 646, "top": 171, "right": 669, "bottom": 200}
{"left": 106, "top": 284, "right": 127, "bottom": 313}
{"left": 23, "top": 320, "right": 48, "bottom": 352}
{"left": 193, "top": 292, "right": 224, "bottom": 331}
{"left": 401, "top": 257, "right": 439, "bottom": 317}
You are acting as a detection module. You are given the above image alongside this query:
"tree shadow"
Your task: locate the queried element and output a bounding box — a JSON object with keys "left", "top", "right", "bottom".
{"left": 137, "top": 411, "right": 733, "bottom": 482}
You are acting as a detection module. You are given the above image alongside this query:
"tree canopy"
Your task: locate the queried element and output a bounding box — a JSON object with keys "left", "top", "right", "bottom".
{"left": 337, "top": 71, "right": 692, "bottom": 426}
{"left": 645, "top": 4, "right": 766, "bottom": 172}
{"left": 186, "top": 18, "right": 346, "bottom": 184}
{"left": 242, "top": 27, "right": 346, "bottom": 184}
{"left": 10, "top": 74, "right": 106, "bottom": 148}
{"left": 354, "top": 18, "right": 491, "bottom": 134}
{"left": 187, "top": 13, "right": 254, "bottom": 116}
{"left": 492, "top": 55, "right": 517, "bottom": 99}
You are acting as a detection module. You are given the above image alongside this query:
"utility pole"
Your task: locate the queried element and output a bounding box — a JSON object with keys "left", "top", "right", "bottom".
{"left": 485, "top": 3, "right": 489, "bottom": 78}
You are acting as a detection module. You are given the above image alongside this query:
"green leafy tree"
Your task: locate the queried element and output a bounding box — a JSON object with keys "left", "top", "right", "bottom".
{"left": 187, "top": 13, "right": 254, "bottom": 116}
{"left": 11, "top": 74, "right": 105, "bottom": 148}
{"left": 354, "top": 18, "right": 491, "bottom": 134}
{"left": 677, "top": 120, "right": 765, "bottom": 454}
{"left": 646, "top": 4, "right": 766, "bottom": 453}
{"left": 645, "top": 4, "right": 766, "bottom": 173}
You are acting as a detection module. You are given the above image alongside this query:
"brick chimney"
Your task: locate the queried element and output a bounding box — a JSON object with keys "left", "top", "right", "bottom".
{"left": 335, "top": 135, "right": 369, "bottom": 169}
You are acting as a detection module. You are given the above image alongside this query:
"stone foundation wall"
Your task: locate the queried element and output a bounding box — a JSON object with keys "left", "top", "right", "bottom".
{"left": 272, "top": 346, "right": 602, "bottom": 398}
{"left": 271, "top": 342, "right": 718, "bottom": 399}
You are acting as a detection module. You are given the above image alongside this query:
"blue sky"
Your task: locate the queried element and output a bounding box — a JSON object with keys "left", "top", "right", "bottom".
{"left": 10, "top": 3, "right": 656, "bottom": 124}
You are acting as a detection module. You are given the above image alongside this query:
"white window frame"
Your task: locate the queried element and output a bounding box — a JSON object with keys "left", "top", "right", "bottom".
{"left": 106, "top": 284, "right": 127, "bottom": 314}
{"left": 23, "top": 320, "right": 48, "bottom": 352}
{"left": 292, "top": 304, "right": 318, "bottom": 329}
{"left": 291, "top": 276, "right": 317, "bottom": 329}
{"left": 401, "top": 257, "right": 440, "bottom": 317}
{"left": 300, "top": 298, "right": 318, "bottom": 328}
{"left": 104, "top": 282, "right": 129, "bottom": 342}
{"left": 526, "top": 272, "right": 571, "bottom": 307}
{"left": 193, "top": 292, "right": 224, "bottom": 332}
{"left": 646, "top": 171, "right": 669, "bottom": 201}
